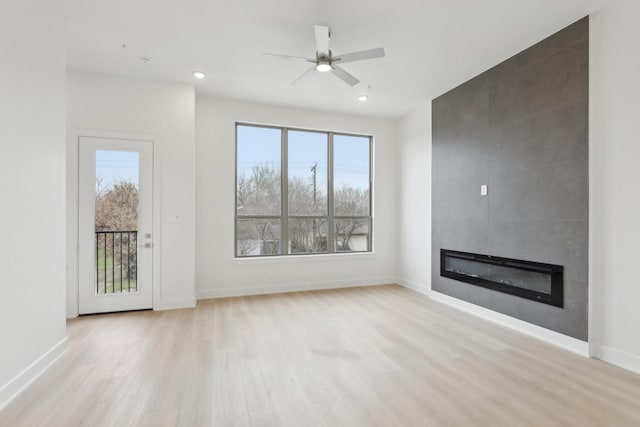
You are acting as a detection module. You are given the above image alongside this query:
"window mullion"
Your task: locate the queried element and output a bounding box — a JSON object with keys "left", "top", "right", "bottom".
{"left": 328, "top": 132, "right": 335, "bottom": 253}
{"left": 234, "top": 123, "right": 238, "bottom": 257}
{"left": 281, "top": 128, "right": 289, "bottom": 256}
{"left": 369, "top": 136, "right": 373, "bottom": 252}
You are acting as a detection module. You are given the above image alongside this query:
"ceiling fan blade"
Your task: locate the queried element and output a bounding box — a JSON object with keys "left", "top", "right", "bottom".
{"left": 331, "top": 65, "right": 359, "bottom": 87}
{"left": 292, "top": 65, "right": 317, "bottom": 86}
{"left": 264, "top": 52, "right": 314, "bottom": 62}
{"left": 333, "top": 48, "right": 385, "bottom": 64}
{"left": 314, "top": 25, "right": 330, "bottom": 56}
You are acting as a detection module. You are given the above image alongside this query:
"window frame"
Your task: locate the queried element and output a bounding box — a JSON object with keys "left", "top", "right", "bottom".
{"left": 235, "top": 122, "right": 373, "bottom": 258}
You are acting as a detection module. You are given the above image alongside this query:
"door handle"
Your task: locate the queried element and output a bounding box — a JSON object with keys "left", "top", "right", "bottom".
{"left": 141, "top": 243, "right": 153, "bottom": 248}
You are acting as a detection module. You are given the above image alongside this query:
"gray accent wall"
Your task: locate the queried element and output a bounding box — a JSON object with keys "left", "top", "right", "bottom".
{"left": 431, "top": 18, "right": 589, "bottom": 340}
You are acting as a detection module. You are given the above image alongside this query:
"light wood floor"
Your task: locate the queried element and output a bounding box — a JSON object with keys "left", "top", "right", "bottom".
{"left": 2, "top": 285, "right": 640, "bottom": 426}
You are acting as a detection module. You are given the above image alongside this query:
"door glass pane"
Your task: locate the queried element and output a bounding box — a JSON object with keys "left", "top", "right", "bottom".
{"left": 333, "top": 135, "right": 370, "bottom": 216}
{"left": 236, "top": 125, "right": 282, "bottom": 216}
{"left": 289, "top": 218, "right": 328, "bottom": 254}
{"left": 95, "top": 150, "right": 139, "bottom": 294}
{"left": 288, "top": 130, "right": 328, "bottom": 216}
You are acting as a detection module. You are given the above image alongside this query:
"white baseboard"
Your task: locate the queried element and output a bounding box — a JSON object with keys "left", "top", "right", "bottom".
{"left": 0, "top": 337, "right": 69, "bottom": 411}
{"left": 197, "top": 277, "right": 395, "bottom": 300}
{"left": 397, "top": 276, "right": 431, "bottom": 295}
{"left": 397, "top": 279, "right": 589, "bottom": 357}
{"left": 593, "top": 345, "right": 640, "bottom": 375}
{"left": 154, "top": 297, "right": 197, "bottom": 311}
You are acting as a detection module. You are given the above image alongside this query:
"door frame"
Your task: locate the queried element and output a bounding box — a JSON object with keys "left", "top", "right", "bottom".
{"left": 67, "top": 129, "right": 161, "bottom": 317}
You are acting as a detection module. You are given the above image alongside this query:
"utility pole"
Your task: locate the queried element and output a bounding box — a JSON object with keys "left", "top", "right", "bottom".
{"left": 310, "top": 162, "right": 318, "bottom": 251}
{"left": 310, "top": 162, "right": 317, "bottom": 207}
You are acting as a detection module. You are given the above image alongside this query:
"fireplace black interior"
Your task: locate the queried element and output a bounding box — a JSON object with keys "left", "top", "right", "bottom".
{"left": 440, "top": 249, "right": 564, "bottom": 307}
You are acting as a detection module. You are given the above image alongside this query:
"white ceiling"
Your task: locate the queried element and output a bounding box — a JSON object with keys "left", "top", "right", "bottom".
{"left": 66, "top": 0, "right": 614, "bottom": 118}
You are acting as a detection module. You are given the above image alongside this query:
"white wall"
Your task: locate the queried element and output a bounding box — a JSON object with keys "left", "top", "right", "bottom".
{"left": 396, "top": 104, "right": 432, "bottom": 292}
{"left": 195, "top": 96, "right": 397, "bottom": 297}
{"left": 66, "top": 72, "right": 196, "bottom": 314}
{"left": 0, "top": 0, "right": 68, "bottom": 408}
{"left": 590, "top": 0, "right": 640, "bottom": 373}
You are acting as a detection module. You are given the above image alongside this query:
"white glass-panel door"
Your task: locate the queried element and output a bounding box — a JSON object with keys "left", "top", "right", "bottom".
{"left": 78, "top": 137, "right": 153, "bottom": 314}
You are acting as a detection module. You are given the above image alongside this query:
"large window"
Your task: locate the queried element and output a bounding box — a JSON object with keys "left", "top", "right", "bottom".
{"left": 236, "top": 123, "right": 372, "bottom": 257}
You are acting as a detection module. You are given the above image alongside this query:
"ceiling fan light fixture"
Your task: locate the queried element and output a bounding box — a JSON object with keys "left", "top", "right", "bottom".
{"left": 315, "top": 60, "right": 332, "bottom": 72}
{"left": 265, "top": 25, "right": 384, "bottom": 86}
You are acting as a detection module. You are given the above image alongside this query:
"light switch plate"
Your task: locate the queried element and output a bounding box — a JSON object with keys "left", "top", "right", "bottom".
{"left": 481, "top": 185, "right": 488, "bottom": 196}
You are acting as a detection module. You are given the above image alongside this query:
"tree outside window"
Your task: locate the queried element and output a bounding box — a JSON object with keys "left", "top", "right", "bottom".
{"left": 235, "top": 124, "right": 372, "bottom": 257}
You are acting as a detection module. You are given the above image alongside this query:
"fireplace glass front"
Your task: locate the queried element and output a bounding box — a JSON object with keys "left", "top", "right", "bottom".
{"left": 440, "top": 249, "right": 563, "bottom": 307}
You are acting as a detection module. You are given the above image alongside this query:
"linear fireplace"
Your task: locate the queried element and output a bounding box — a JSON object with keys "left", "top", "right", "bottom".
{"left": 440, "top": 249, "right": 564, "bottom": 307}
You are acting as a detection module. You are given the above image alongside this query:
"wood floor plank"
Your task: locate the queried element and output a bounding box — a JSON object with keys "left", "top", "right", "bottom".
{"left": 1, "top": 285, "right": 640, "bottom": 426}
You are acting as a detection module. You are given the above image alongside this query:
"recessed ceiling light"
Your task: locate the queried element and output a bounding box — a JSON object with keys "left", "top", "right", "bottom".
{"left": 193, "top": 71, "right": 206, "bottom": 79}
{"left": 358, "top": 94, "right": 369, "bottom": 102}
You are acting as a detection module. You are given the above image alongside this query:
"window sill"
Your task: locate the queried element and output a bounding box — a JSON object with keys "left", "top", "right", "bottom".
{"left": 233, "top": 251, "right": 376, "bottom": 265}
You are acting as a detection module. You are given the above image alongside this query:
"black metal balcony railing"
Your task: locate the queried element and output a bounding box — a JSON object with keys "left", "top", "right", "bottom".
{"left": 95, "top": 231, "right": 137, "bottom": 294}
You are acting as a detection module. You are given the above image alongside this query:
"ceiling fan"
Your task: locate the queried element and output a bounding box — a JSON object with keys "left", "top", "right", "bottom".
{"left": 264, "top": 25, "right": 385, "bottom": 87}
